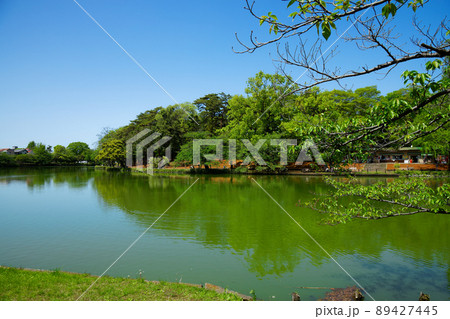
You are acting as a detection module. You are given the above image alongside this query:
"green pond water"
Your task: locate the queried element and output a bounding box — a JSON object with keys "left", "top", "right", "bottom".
{"left": 0, "top": 167, "right": 448, "bottom": 301}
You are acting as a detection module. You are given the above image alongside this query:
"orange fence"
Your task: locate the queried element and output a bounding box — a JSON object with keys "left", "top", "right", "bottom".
{"left": 386, "top": 163, "right": 447, "bottom": 171}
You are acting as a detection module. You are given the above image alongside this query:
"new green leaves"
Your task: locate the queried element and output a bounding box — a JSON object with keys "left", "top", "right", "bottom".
{"left": 317, "top": 19, "right": 336, "bottom": 40}
{"left": 381, "top": 2, "right": 397, "bottom": 19}
{"left": 260, "top": 12, "right": 279, "bottom": 34}
{"left": 304, "top": 176, "right": 450, "bottom": 224}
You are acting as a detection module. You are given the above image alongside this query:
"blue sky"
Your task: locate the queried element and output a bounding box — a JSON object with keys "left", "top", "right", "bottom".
{"left": 0, "top": 0, "right": 448, "bottom": 148}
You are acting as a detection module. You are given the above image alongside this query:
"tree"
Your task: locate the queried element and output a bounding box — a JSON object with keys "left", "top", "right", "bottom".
{"left": 236, "top": 0, "right": 449, "bottom": 156}
{"left": 67, "top": 142, "right": 91, "bottom": 162}
{"left": 33, "top": 143, "right": 52, "bottom": 165}
{"left": 26, "top": 141, "right": 36, "bottom": 150}
{"left": 152, "top": 103, "right": 199, "bottom": 156}
{"left": 280, "top": 85, "right": 383, "bottom": 166}
{"left": 236, "top": 0, "right": 450, "bottom": 222}
{"left": 220, "top": 71, "right": 389, "bottom": 168}
{"left": 96, "top": 127, "right": 115, "bottom": 148}
{"left": 304, "top": 177, "right": 449, "bottom": 224}
{"left": 53, "top": 145, "right": 75, "bottom": 164}
{"left": 0, "top": 153, "right": 16, "bottom": 167}
{"left": 175, "top": 131, "right": 230, "bottom": 168}
{"left": 15, "top": 154, "right": 36, "bottom": 165}
{"left": 96, "top": 103, "right": 199, "bottom": 166}
{"left": 416, "top": 123, "right": 450, "bottom": 170}
{"left": 194, "top": 93, "right": 231, "bottom": 133}
{"left": 95, "top": 139, "right": 126, "bottom": 168}
{"left": 221, "top": 71, "right": 299, "bottom": 139}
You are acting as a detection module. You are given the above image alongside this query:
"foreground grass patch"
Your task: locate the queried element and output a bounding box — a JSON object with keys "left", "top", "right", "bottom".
{"left": 0, "top": 267, "right": 242, "bottom": 301}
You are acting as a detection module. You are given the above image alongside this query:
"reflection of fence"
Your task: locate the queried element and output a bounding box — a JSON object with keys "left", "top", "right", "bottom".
{"left": 386, "top": 163, "right": 447, "bottom": 171}
{"left": 346, "top": 163, "right": 447, "bottom": 172}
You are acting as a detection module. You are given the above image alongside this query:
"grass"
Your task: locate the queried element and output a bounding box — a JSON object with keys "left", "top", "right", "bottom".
{"left": 0, "top": 267, "right": 243, "bottom": 301}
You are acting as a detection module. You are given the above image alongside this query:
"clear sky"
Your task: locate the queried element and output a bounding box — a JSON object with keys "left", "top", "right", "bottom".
{"left": 0, "top": 0, "right": 448, "bottom": 148}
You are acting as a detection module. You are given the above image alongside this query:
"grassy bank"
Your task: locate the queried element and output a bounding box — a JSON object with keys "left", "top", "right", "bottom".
{"left": 0, "top": 267, "right": 243, "bottom": 301}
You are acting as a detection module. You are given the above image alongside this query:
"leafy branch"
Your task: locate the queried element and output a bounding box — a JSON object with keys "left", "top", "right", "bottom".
{"left": 235, "top": 0, "right": 449, "bottom": 95}
{"left": 303, "top": 176, "right": 450, "bottom": 224}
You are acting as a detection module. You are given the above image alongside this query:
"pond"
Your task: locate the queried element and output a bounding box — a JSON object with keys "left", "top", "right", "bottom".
{"left": 0, "top": 168, "right": 448, "bottom": 301}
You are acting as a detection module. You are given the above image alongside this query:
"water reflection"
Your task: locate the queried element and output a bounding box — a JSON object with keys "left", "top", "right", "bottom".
{"left": 91, "top": 171, "right": 449, "bottom": 276}
{"left": 1, "top": 168, "right": 448, "bottom": 299}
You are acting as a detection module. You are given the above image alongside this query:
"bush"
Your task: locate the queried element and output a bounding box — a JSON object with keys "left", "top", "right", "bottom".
{"left": 15, "top": 154, "right": 36, "bottom": 165}
{"left": 255, "top": 166, "right": 269, "bottom": 172}
{"left": 0, "top": 153, "right": 16, "bottom": 167}
{"left": 234, "top": 166, "right": 248, "bottom": 173}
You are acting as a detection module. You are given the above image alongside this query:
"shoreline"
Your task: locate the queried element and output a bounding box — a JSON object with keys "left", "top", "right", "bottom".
{"left": 131, "top": 167, "right": 449, "bottom": 178}
{"left": 1, "top": 165, "right": 448, "bottom": 178}
{"left": 0, "top": 266, "right": 252, "bottom": 301}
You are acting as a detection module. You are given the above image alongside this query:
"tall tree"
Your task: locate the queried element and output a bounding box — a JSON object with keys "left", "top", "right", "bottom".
{"left": 222, "top": 71, "right": 298, "bottom": 139}
{"left": 33, "top": 143, "right": 52, "bottom": 165}
{"left": 26, "top": 141, "right": 36, "bottom": 150}
{"left": 95, "top": 139, "right": 126, "bottom": 168}
{"left": 194, "top": 93, "right": 231, "bottom": 133}
{"left": 97, "top": 103, "right": 199, "bottom": 165}
{"left": 53, "top": 145, "right": 75, "bottom": 164}
{"left": 67, "top": 142, "right": 91, "bottom": 162}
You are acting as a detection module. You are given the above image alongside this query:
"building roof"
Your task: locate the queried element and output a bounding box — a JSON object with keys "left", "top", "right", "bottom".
{"left": 0, "top": 148, "right": 29, "bottom": 154}
{"left": 398, "top": 147, "right": 422, "bottom": 151}
{"left": 376, "top": 147, "right": 422, "bottom": 153}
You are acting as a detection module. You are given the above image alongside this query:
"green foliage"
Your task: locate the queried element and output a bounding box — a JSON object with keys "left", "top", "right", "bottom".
{"left": 249, "top": 289, "right": 257, "bottom": 300}
{"left": 98, "top": 103, "right": 199, "bottom": 165}
{"left": 95, "top": 139, "right": 126, "bottom": 168}
{"left": 0, "top": 141, "right": 95, "bottom": 167}
{"left": 416, "top": 128, "right": 450, "bottom": 161}
{"left": 92, "top": 62, "right": 448, "bottom": 176}
{"left": 175, "top": 131, "right": 214, "bottom": 166}
{"left": 53, "top": 145, "right": 75, "bottom": 164}
{"left": 90, "top": 68, "right": 448, "bottom": 172}
{"left": 296, "top": 61, "right": 447, "bottom": 165}
{"left": 26, "top": 141, "right": 36, "bottom": 150}
{"left": 276, "top": 0, "right": 425, "bottom": 41}
{"left": 15, "top": 154, "right": 36, "bottom": 165}
{"left": 0, "top": 153, "right": 16, "bottom": 167}
{"left": 67, "top": 142, "right": 92, "bottom": 162}
{"left": 221, "top": 71, "right": 298, "bottom": 139}
{"left": 305, "top": 177, "right": 450, "bottom": 224}
{"left": 241, "top": 0, "right": 449, "bottom": 169}
{"left": 260, "top": 12, "right": 279, "bottom": 34}
{"left": 194, "top": 93, "right": 231, "bottom": 134}
{"left": 233, "top": 166, "right": 248, "bottom": 174}
{"left": 33, "top": 143, "right": 53, "bottom": 165}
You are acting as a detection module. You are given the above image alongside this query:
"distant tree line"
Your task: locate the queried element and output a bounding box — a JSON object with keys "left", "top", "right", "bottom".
{"left": 0, "top": 141, "right": 96, "bottom": 167}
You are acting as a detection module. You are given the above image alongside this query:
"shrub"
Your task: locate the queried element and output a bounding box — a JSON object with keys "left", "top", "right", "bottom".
{"left": 0, "top": 153, "right": 16, "bottom": 167}
{"left": 15, "top": 154, "right": 36, "bottom": 165}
